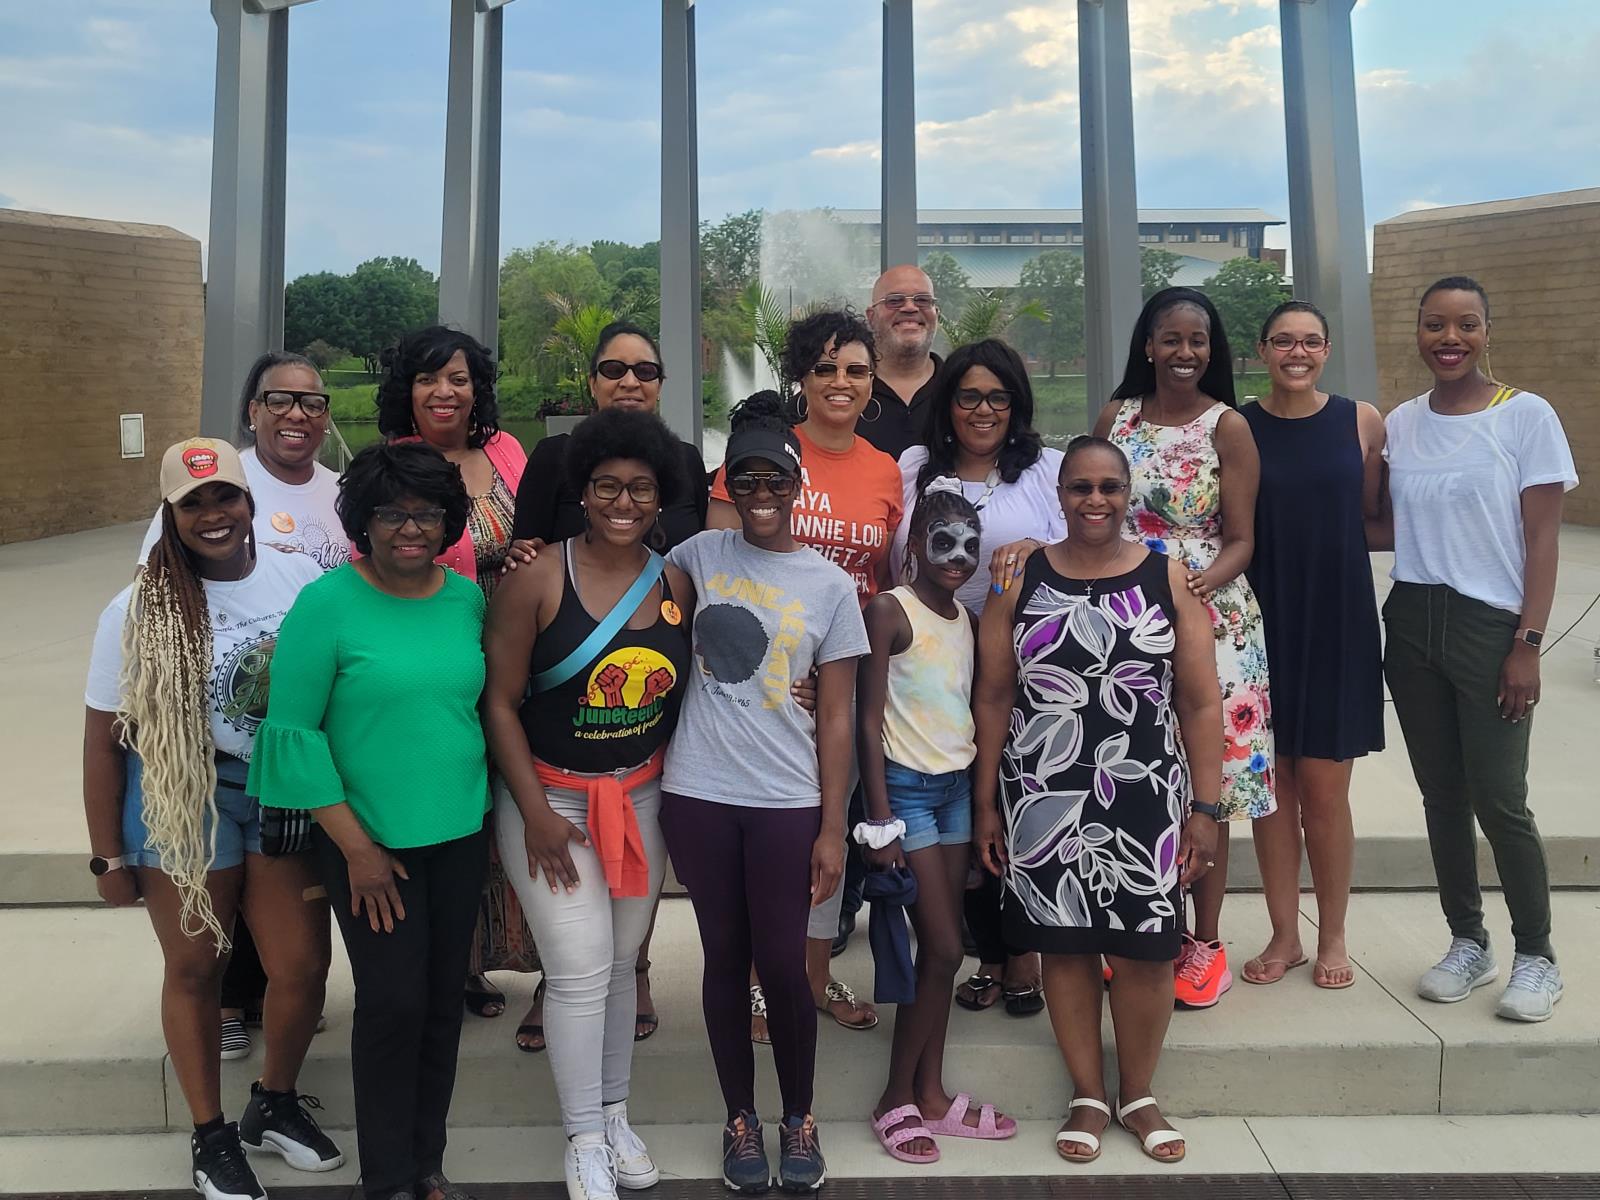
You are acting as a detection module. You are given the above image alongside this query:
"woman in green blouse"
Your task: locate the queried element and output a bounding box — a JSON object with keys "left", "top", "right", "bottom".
{"left": 250, "top": 442, "right": 490, "bottom": 1200}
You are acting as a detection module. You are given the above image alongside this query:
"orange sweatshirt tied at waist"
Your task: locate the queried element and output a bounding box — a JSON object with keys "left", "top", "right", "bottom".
{"left": 534, "top": 750, "right": 660, "bottom": 898}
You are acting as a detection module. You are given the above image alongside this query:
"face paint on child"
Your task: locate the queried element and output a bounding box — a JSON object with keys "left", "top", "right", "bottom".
{"left": 926, "top": 520, "right": 980, "bottom": 569}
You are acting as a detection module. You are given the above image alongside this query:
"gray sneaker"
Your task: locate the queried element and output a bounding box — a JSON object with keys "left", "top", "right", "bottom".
{"left": 1417, "top": 937, "right": 1497, "bottom": 1002}
{"left": 1495, "top": 954, "right": 1562, "bottom": 1022}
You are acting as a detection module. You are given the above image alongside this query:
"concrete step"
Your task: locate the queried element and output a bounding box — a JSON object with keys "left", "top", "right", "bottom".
{"left": 5, "top": 1114, "right": 1600, "bottom": 1195}
{"left": 2, "top": 893, "right": 1596, "bottom": 1138}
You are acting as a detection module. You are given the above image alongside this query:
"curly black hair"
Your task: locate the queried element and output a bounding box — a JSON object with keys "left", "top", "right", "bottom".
{"left": 915, "top": 339, "right": 1045, "bottom": 490}
{"left": 564, "top": 407, "right": 686, "bottom": 509}
{"left": 375, "top": 325, "right": 501, "bottom": 449}
{"left": 588, "top": 320, "right": 664, "bottom": 377}
{"left": 235, "top": 350, "right": 320, "bottom": 444}
{"left": 336, "top": 441, "right": 471, "bottom": 556}
{"left": 1111, "top": 287, "right": 1236, "bottom": 408}
{"left": 781, "top": 308, "right": 877, "bottom": 392}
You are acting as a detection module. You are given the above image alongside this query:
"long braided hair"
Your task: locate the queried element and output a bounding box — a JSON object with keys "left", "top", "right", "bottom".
{"left": 118, "top": 501, "right": 252, "bottom": 949}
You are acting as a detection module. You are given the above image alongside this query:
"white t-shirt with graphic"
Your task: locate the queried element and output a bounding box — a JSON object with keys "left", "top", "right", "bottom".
{"left": 85, "top": 547, "right": 323, "bottom": 761}
{"left": 137, "top": 448, "right": 350, "bottom": 572}
{"left": 1385, "top": 388, "right": 1578, "bottom": 614}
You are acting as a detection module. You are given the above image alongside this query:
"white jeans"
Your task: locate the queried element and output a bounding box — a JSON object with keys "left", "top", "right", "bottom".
{"left": 494, "top": 776, "right": 666, "bottom": 1137}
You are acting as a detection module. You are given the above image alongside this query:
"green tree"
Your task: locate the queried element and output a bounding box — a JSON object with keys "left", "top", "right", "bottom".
{"left": 700, "top": 209, "right": 763, "bottom": 302}
{"left": 1140, "top": 246, "right": 1183, "bottom": 300}
{"left": 542, "top": 294, "right": 620, "bottom": 411}
{"left": 591, "top": 239, "right": 659, "bottom": 282}
{"left": 920, "top": 251, "right": 970, "bottom": 315}
{"left": 284, "top": 271, "right": 358, "bottom": 355}
{"left": 1201, "top": 256, "right": 1291, "bottom": 374}
{"left": 301, "top": 338, "right": 349, "bottom": 371}
{"left": 1015, "top": 250, "right": 1085, "bottom": 376}
{"left": 944, "top": 290, "right": 1048, "bottom": 350}
{"left": 498, "top": 242, "right": 608, "bottom": 379}
{"left": 607, "top": 266, "right": 661, "bottom": 332}
{"left": 345, "top": 257, "right": 438, "bottom": 373}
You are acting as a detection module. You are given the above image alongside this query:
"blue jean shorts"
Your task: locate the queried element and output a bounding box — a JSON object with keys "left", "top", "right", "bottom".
{"left": 122, "top": 752, "right": 260, "bottom": 870}
{"left": 884, "top": 762, "right": 972, "bottom": 853}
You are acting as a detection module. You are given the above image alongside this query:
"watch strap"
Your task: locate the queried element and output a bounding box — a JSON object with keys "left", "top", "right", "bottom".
{"left": 90, "top": 854, "right": 126, "bottom": 875}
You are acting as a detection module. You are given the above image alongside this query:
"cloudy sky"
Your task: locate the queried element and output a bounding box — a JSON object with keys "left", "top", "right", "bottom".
{"left": 4, "top": 0, "right": 1598, "bottom": 279}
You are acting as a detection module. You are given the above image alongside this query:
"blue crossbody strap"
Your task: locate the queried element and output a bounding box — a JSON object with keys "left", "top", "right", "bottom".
{"left": 531, "top": 549, "right": 665, "bottom": 694}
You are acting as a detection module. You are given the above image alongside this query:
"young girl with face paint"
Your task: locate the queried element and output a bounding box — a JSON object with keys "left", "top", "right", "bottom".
{"left": 858, "top": 481, "right": 1017, "bottom": 1163}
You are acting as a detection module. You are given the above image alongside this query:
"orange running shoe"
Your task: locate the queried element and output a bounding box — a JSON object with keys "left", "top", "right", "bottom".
{"left": 1174, "top": 935, "right": 1232, "bottom": 1009}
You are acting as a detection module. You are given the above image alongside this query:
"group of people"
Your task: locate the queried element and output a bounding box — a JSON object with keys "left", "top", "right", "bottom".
{"left": 81, "top": 264, "right": 1576, "bottom": 1200}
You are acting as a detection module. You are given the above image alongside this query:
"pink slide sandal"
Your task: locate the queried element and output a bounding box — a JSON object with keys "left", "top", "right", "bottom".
{"left": 921, "top": 1092, "right": 1018, "bottom": 1140}
{"left": 871, "top": 1104, "right": 941, "bottom": 1164}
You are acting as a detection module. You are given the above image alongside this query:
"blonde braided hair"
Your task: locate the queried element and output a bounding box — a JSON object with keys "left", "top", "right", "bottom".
{"left": 118, "top": 504, "right": 229, "bottom": 950}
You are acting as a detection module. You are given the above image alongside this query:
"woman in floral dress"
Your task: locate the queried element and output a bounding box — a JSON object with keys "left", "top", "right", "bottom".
{"left": 1093, "top": 287, "right": 1274, "bottom": 1010}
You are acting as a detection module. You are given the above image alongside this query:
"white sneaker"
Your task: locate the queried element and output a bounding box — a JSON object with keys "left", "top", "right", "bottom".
{"left": 602, "top": 1100, "right": 660, "bottom": 1190}
{"left": 565, "top": 1131, "right": 619, "bottom": 1200}
{"left": 1496, "top": 954, "right": 1563, "bottom": 1023}
{"left": 1417, "top": 937, "right": 1497, "bottom": 1003}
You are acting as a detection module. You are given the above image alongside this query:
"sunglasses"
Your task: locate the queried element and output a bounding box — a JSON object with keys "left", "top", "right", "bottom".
{"left": 809, "top": 362, "right": 873, "bottom": 381}
{"left": 728, "top": 472, "right": 797, "bottom": 498}
{"left": 1265, "top": 333, "right": 1328, "bottom": 353}
{"left": 589, "top": 476, "right": 659, "bottom": 504}
{"left": 874, "top": 292, "right": 938, "bottom": 310}
{"left": 259, "top": 390, "right": 331, "bottom": 417}
{"left": 1060, "top": 481, "right": 1129, "bottom": 497}
{"left": 595, "top": 359, "right": 663, "bottom": 383}
{"left": 372, "top": 505, "right": 446, "bottom": 532}
{"left": 954, "top": 389, "right": 1013, "bottom": 412}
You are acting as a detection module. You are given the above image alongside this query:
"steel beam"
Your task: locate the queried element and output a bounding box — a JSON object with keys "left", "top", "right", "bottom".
{"left": 1077, "top": 0, "right": 1141, "bottom": 425}
{"left": 203, "top": 1, "right": 294, "bottom": 439}
{"left": 1280, "top": 0, "right": 1378, "bottom": 401}
{"left": 438, "top": 0, "right": 508, "bottom": 350}
{"left": 659, "top": 0, "right": 702, "bottom": 447}
{"left": 880, "top": 0, "right": 918, "bottom": 273}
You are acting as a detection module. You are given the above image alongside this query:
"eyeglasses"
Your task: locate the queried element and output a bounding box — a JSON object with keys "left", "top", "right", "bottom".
{"left": 259, "top": 390, "right": 331, "bottom": 417}
{"left": 809, "top": 362, "right": 873, "bottom": 381}
{"left": 1265, "top": 333, "right": 1328, "bottom": 353}
{"left": 1061, "top": 481, "right": 1129, "bottom": 497}
{"left": 595, "top": 359, "right": 663, "bottom": 383}
{"left": 372, "top": 505, "right": 446, "bottom": 531}
{"left": 873, "top": 293, "right": 938, "bottom": 311}
{"left": 728, "top": 472, "right": 797, "bottom": 498}
{"left": 954, "top": 389, "right": 1014, "bottom": 412}
{"left": 589, "top": 476, "right": 659, "bottom": 503}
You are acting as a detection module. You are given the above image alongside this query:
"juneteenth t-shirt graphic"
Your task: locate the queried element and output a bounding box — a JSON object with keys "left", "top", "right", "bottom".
{"left": 574, "top": 646, "right": 678, "bottom": 740}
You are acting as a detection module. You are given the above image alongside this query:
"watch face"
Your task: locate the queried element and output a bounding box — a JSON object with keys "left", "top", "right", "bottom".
{"left": 1523, "top": 630, "right": 1544, "bottom": 647}
{"left": 89, "top": 857, "right": 108, "bottom": 876}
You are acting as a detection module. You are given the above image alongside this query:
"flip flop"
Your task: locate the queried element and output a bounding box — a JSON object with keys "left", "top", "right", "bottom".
{"left": 920, "top": 1092, "right": 1017, "bottom": 1140}
{"left": 954, "top": 973, "right": 1001, "bottom": 1012}
{"left": 1002, "top": 982, "right": 1045, "bottom": 1016}
{"left": 1314, "top": 959, "right": 1356, "bottom": 990}
{"left": 871, "top": 1104, "right": 940, "bottom": 1164}
{"left": 1242, "top": 955, "right": 1308, "bottom": 985}
{"left": 1055, "top": 1097, "right": 1111, "bottom": 1164}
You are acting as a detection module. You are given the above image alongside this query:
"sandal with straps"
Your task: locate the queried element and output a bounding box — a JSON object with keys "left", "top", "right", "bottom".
{"left": 1116, "top": 1095, "right": 1185, "bottom": 1163}
{"left": 870, "top": 1104, "right": 940, "bottom": 1164}
{"left": 818, "top": 979, "right": 878, "bottom": 1030}
{"left": 750, "top": 985, "right": 771, "bottom": 1045}
{"left": 634, "top": 961, "right": 659, "bottom": 1041}
{"left": 954, "top": 972, "right": 1001, "bottom": 1012}
{"left": 1055, "top": 1097, "right": 1111, "bottom": 1164}
{"left": 921, "top": 1091, "right": 1017, "bottom": 1140}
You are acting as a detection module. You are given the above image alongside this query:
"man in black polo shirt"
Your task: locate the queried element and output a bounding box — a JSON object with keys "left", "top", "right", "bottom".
{"left": 857, "top": 264, "right": 943, "bottom": 460}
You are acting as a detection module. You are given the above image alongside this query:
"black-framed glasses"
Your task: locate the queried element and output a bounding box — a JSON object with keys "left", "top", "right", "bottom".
{"left": 259, "top": 390, "right": 331, "bottom": 417}
{"left": 1265, "top": 333, "right": 1328, "bottom": 353}
{"left": 372, "top": 505, "right": 446, "bottom": 531}
{"left": 809, "top": 362, "right": 873, "bottom": 381}
{"left": 1060, "top": 481, "right": 1129, "bottom": 497}
{"left": 954, "top": 388, "right": 1013, "bottom": 412}
{"left": 589, "top": 476, "right": 660, "bottom": 504}
{"left": 874, "top": 292, "right": 938, "bottom": 311}
{"left": 728, "top": 472, "right": 797, "bottom": 498}
{"left": 595, "top": 359, "right": 664, "bottom": 383}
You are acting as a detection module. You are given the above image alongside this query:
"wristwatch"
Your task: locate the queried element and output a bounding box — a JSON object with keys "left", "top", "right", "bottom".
{"left": 89, "top": 854, "right": 126, "bottom": 876}
{"left": 1191, "top": 800, "right": 1223, "bottom": 822}
{"left": 1516, "top": 628, "right": 1544, "bottom": 648}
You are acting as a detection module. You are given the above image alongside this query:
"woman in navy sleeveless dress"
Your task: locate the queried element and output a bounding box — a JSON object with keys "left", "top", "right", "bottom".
{"left": 1239, "top": 301, "right": 1385, "bottom": 991}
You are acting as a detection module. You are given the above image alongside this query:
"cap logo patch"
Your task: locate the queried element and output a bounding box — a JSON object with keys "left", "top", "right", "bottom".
{"left": 182, "top": 445, "right": 219, "bottom": 479}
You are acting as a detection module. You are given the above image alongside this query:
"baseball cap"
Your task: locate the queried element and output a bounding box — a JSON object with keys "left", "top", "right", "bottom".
{"left": 725, "top": 427, "right": 802, "bottom": 478}
{"left": 159, "top": 438, "right": 250, "bottom": 504}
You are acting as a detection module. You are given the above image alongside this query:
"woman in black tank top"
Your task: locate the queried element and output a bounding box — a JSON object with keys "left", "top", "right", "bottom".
{"left": 481, "top": 410, "right": 694, "bottom": 1187}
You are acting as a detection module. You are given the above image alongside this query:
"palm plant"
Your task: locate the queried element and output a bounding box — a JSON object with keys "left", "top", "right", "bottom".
{"left": 542, "top": 292, "right": 619, "bottom": 411}
{"left": 945, "top": 289, "right": 1049, "bottom": 349}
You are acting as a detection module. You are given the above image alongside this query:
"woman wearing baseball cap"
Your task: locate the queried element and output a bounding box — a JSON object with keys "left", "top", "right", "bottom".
{"left": 83, "top": 438, "right": 343, "bottom": 1200}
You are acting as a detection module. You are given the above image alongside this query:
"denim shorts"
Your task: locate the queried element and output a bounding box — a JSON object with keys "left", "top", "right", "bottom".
{"left": 884, "top": 761, "right": 972, "bottom": 853}
{"left": 121, "top": 752, "right": 260, "bottom": 870}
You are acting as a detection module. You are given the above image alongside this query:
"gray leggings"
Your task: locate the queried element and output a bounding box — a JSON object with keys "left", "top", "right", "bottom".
{"left": 493, "top": 776, "right": 667, "bottom": 1136}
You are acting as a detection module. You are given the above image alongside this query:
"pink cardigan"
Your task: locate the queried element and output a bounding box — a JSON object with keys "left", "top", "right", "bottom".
{"left": 387, "top": 432, "right": 527, "bottom": 582}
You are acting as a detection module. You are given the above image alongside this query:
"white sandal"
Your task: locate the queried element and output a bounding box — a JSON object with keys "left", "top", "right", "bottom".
{"left": 1054, "top": 1097, "right": 1111, "bottom": 1163}
{"left": 1116, "top": 1095, "right": 1185, "bottom": 1163}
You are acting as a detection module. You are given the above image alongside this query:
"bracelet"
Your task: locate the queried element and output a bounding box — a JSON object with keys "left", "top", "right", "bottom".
{"left": 862, "top": 817, "right": 899, "bottom": 826}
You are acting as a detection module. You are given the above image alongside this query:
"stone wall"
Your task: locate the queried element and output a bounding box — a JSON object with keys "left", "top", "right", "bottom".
{"left": 1371, "top": 189, "right": 1598, "bottom": 525}
{"left": 0, "top": 209, "right": 203, "bottom": 544}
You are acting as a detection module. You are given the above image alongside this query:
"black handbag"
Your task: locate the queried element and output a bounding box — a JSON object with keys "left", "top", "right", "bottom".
{"left": 217, "top": 751, "right": 313, "bottom": 857}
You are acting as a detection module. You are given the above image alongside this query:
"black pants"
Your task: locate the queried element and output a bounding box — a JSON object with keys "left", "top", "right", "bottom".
{"left": 220, "top": 916, "right": 267, "bottom": 1011}
{"left": 964, "top": 869, "right": 1014, "bottom": 966}
{"left": 315, "top": 823, "right": 489, "bottom": 1200}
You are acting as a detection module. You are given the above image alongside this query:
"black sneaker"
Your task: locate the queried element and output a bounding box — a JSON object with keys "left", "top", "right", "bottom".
{"left": 776, "top": 1115, "right": 825, "bottom": 1193}
{"left": 721, "top": 1111, "right": 771, "bottom": 1194}
{"left": 238, "top": 1082, "right": 345, "bottom": 1172}
{"left": 830, "top": 910, "right": 855, "bottom": 958}
{"left": 192, "top": 1121, "right": 266, "bottom": 1200}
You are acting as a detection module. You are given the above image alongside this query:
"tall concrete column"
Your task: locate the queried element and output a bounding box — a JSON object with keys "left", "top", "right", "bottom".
{"left": 1077, "top": 0, "right": 1141, "bottom": 424}
{"left": 1280, "top": 0, "right": 1378, "bottom": 401}
{"left": 203, "top": 0, "right": 309, "bottom": 438}
{"left": 438, "top": 0, "right": 512, "bottom": 351}
{"left": 660, "top": 0, "right": 702, "bottom": 446}
{"left": 880, "top": 0, "right": 918, "bottom": 273}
